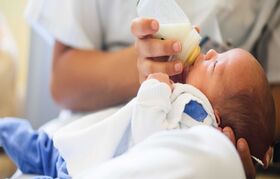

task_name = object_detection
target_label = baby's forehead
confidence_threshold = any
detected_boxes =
[225,48,254,63]
[224,49,259,74]
[222,49,263,93]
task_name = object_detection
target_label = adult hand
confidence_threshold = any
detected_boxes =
[131,18,184,83]
[222,127,273,179]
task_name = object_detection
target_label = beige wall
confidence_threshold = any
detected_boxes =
[0,0,30,115]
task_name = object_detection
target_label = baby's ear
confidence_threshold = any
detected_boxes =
[214,109,221,126]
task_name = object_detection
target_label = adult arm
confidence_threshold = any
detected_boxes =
[51,41,140,112]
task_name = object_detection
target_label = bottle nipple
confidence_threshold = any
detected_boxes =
[185,45,201,65]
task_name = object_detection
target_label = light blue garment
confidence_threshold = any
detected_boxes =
[0,118,69,178]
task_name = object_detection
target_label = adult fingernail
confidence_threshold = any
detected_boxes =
[151,20,158,30]
[173,42,181,52]
[223,130,230,138]
[266,154,270,165]
[174,63,182,73]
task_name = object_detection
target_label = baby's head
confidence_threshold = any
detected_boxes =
[185,48,275,161]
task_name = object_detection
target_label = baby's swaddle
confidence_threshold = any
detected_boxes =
[131,80,217,144]
[53,79,217,177]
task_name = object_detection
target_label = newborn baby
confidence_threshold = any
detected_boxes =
[184,48,275,162]
[0,49,275,178]
[53,48,275,176]
[133,48,275,164]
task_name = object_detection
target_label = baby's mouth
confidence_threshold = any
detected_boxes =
[183,53,203,82]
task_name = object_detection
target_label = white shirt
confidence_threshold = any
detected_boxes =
[77,125,246,179]
[26,0,279,82]
[26,0,137,51]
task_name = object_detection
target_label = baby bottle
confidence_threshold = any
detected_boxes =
[137,0,201,66]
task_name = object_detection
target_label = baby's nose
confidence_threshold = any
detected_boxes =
[205,49,218,61]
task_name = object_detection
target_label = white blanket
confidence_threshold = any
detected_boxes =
[53,79,218,177]
[53,99,136,176]
[76,126,245,179]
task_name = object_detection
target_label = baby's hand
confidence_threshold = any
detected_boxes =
[147,73,174,90]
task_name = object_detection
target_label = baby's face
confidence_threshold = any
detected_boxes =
[185,48,262,104]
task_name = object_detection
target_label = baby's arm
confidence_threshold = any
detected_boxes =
[132,73,173,144]
[0,118,63,177]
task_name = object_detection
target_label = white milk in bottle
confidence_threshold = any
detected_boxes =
[137,0,201,65]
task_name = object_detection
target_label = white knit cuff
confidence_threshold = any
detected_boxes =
[137,79,172,106]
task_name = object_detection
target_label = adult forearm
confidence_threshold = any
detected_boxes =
[51,43,139,112]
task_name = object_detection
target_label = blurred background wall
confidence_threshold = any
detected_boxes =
[0,1,29,177]
[0,0,29,110]
[0,3,60,177]
[0,0,60,128]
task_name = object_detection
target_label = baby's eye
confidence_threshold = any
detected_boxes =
[213,60,218,70]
